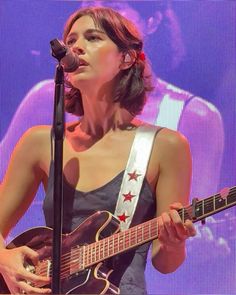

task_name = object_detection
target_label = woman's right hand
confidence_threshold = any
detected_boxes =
[0,246,51,294]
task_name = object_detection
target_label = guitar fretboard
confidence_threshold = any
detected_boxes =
[178,186,236,223]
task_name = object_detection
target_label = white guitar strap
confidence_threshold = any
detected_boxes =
[114,125,162,231]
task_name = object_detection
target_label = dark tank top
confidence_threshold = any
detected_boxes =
[43,130,158,294]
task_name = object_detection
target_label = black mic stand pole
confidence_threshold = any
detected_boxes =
[50,39,67,294]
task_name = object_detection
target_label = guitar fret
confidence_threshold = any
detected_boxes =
[86,244,89,266]
[93,243,97,263]
[99,240,103,260]
[130,227,135,247]
[113,235,115,254]
[108,239,110,256]
[118,235,121,251]
[108,238,113,256]
[78,246,84,271]
[92,243,95,264]
[119,232,125,251]
[91,244,94,264]
[85,247,87,267]
[94,243,97,263]
[150,219,157,239]
[106,238,109,257]
[98,240,100,261]
[88,244,91,266]
[215,195,226,209]
[96,242,99,262]
[128,228,131,248]
[123,232,126,249]
[213,195,216,211]
[149,221,151,239]
[148,221,152,238]
[89,244,92,264]
[116,234,120,252]
[205,197,213,214]
[228,188,236,204]
[143,223,149,240]
[137,226,141,243]
[116,233,119,252]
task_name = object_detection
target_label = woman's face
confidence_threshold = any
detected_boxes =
[66,15,123,89]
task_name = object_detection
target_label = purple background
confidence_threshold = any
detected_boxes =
[1,1,236,294]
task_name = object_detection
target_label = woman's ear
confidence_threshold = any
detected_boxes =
[146,11,163,35]
[120,52,136,70]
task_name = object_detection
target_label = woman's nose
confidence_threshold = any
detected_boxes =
[72,40,85,55]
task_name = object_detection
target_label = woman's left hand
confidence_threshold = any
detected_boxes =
[158,202,196,250]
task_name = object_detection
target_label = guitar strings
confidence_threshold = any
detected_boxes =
[36,220,158,279]
[35,220,159,281]
[34,186,236,284]
[179,187,236,221]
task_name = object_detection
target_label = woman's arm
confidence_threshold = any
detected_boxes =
[151,129,195,273]
[0,127,47,237]
[0,126,51,294]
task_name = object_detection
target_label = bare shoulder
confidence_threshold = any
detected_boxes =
[136,121,190,157]
[147,126,191,180]
[19,125,51,146]
[13,125,52,162]
[153,128,190,158]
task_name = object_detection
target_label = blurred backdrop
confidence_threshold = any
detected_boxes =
[0,1,236,294]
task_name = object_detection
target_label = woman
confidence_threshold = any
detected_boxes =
[0,7,195,294]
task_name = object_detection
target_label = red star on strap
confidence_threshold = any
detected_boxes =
[123,191,136,202]
[127,170,141,181]
[118,212,129,223]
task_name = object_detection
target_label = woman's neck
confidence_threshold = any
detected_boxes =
[78,86,134,137]
[80,102,133,137]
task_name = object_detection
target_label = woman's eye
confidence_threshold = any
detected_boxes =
[67,38,76,46]
[87,35,101,41]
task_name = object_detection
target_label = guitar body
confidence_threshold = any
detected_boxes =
[0,211,120,294]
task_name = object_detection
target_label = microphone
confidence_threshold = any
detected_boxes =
[50,38,80,72]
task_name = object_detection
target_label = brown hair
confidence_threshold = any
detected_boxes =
[63,6,153,116]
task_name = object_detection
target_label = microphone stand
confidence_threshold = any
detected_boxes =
[50,39,67,294]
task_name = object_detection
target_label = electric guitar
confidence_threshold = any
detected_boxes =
[0,186,235,294]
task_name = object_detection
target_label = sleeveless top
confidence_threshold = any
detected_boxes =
[43,127,161,295]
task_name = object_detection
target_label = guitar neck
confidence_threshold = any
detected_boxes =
[83,216,159,269]
[180,186,236,223]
